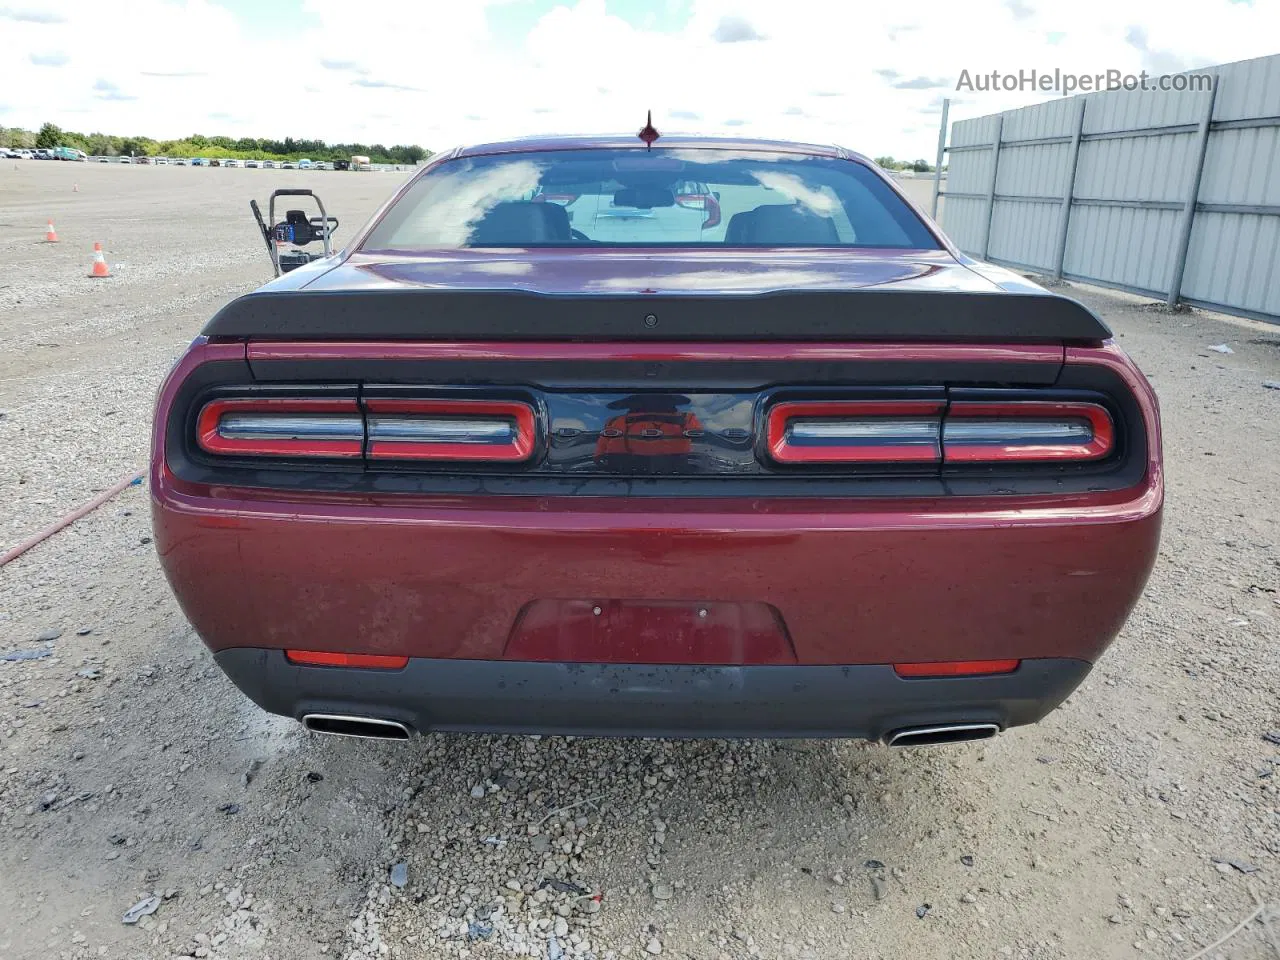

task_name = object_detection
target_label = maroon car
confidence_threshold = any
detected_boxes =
[151,134,1162,745]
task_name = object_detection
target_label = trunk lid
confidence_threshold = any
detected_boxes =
[206,251,1110,343]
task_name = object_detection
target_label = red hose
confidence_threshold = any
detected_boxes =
[0,469,145,569]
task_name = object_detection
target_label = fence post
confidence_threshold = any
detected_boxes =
[931,98,950,220]
[1053,97,1087,280]
[1166,75,1219,307]
[980,114,1004,260]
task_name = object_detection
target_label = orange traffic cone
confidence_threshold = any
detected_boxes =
[89,242,110,278]
[45,220,58,242]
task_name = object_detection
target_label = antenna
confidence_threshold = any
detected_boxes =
[638,110,660,151]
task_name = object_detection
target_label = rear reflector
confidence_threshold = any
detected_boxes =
[285,649,409,669]
[894,659,1021,678]
[943,401,1113,462]
[197,398,363,458]
[767,401,945,464]
[364,398,536,462]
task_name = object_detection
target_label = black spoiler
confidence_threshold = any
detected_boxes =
[202,289,1112,342]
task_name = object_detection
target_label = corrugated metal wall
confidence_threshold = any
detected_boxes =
[939,53,1280,324]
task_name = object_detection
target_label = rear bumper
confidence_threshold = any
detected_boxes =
[156,482,1161,666]
[215,648,1092,739]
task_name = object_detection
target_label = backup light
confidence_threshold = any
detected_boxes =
[942,401,1113,463]
[364,398,536,462]
[766,400,945,464]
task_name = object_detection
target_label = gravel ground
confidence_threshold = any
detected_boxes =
[1,160,1278,960]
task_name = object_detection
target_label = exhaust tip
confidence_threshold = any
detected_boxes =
[302,713,412,740]
[885,722,1000,748]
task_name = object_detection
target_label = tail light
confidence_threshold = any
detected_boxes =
[194,396,536,462]
[766,401,944,464]
[894,659,1021,678]
[193,391,1116,473]
[766,399,1114,466]
[675,193,722,229]
[943,401,1113,463]
[364,398,536,462]
[196,398,363,458]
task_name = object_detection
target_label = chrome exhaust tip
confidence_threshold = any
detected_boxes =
[884,722,1000,747]
[301,714,412,740]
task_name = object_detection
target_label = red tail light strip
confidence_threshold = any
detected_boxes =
[196,398,364,458]
[766,401,945,464]
[943,401,1113,463]
[285,649,409,669]
[364,398,537,462]
[894,659,1021,678]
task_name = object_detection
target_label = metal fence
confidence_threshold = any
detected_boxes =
[937,53,1280,324]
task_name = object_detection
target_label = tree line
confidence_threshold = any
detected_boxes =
[1,122,430,165]
[874,156,942,173]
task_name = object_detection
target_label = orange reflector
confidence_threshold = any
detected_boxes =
[285,650,409,670]
[893,659,1020,678]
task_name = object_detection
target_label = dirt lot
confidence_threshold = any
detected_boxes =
[0,160,1277,960]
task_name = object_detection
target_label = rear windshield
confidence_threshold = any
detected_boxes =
[361,148,940,251]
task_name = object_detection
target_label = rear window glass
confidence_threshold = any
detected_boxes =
[361,148,940,251]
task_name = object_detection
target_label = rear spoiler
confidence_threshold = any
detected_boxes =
[202,289,1112,342]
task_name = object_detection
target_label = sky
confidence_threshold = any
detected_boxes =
[1,0,1277,158]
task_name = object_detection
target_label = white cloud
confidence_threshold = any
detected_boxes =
[0,0,1277,158]
[0,6,67,23]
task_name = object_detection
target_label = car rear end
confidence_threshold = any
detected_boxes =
[151,139,1162,743]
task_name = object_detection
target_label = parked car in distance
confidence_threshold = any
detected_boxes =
[118,156,133,164]
[53,146,87,161]
[208,158,221,167]
[297,158,313,169]
[222,159,240,168]
[280,161,296,169]
[245,160,261,169]
[135,156,151,165]
[98,156,111,163]
[153,133,1163,745]
[261,160,275,169]
[190,157,207,167]
[173,157,188,166]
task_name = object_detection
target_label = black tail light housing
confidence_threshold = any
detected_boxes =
[166,358,1145,499]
